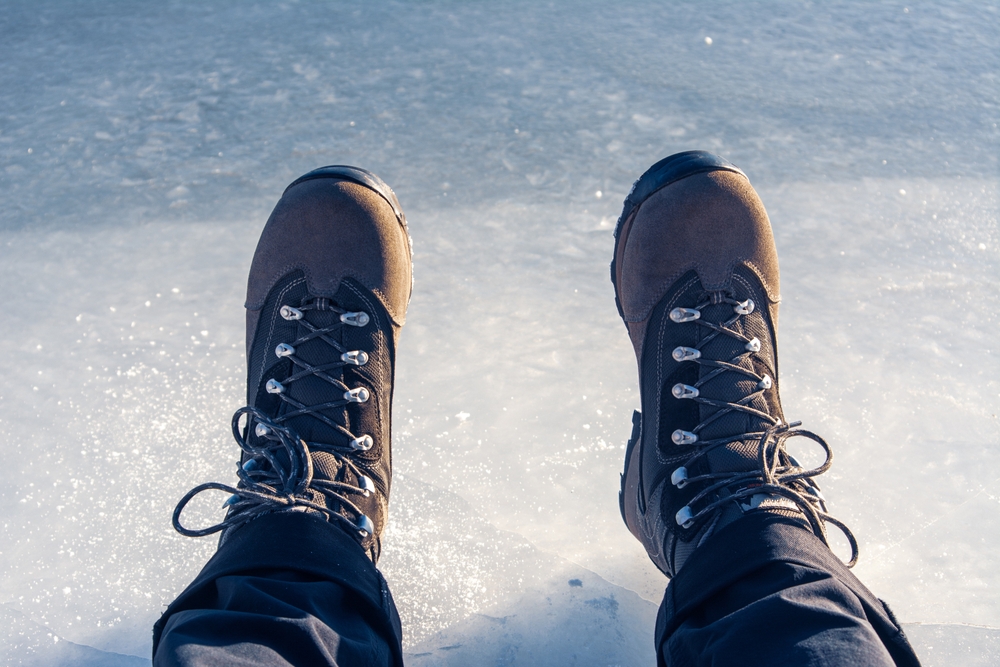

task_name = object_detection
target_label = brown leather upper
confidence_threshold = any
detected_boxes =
[615,170,781,365]
[245,179,412,354]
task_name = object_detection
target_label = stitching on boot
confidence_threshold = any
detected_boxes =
[249,262,406,326]
[624,259,778,323]
[741,259,780,303]
[252,276,306,393]
[652,275,700,468]
[344,281,388,469]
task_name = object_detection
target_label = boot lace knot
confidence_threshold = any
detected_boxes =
[172,299,377,542]
[665,291,859,567]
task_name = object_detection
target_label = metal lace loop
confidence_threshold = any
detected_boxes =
[679,423,858,567]
[172,298,376,541]
[669,291,860,568]
[172,408,373,538]
[267,301,371,442]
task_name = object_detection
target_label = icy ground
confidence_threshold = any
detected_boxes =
[1,1,997,665]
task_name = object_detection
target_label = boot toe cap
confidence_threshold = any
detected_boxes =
[618,169,781,324]
[246,175,412,328]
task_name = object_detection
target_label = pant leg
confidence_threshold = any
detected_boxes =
[656,513,922,667]
[153,511,403,667]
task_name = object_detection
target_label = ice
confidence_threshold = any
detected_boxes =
[1,1,997,665]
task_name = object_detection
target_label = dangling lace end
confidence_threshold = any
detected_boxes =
[819,512,860,569]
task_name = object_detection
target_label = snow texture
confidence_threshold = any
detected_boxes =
[1,1,997,665]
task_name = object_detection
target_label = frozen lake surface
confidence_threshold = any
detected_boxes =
[1,1,997,665]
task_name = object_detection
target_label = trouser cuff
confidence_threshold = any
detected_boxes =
[656,512,918,667]
[152,511,402,663]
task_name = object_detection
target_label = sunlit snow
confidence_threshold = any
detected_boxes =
[1,2,997,665]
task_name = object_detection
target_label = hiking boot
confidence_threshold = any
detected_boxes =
[173,166,412,563]
[611,151,855,578]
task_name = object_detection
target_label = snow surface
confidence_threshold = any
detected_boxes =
[1,1,997,665]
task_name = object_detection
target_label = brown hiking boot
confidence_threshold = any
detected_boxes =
[611,151,855,577]
[173,166,412,563]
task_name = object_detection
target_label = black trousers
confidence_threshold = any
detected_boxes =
[152,512,922,667]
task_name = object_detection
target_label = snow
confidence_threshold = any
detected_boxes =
[1,1,997,665]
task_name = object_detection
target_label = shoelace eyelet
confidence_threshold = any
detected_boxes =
[265,379,284,394]
[758,375,772,390]
[275,343,295,358]
[671,466,689,488]
[344,387,370,403]
[672,346,701,362]
[350,434,374,451]
[669,307,701,323]
[341,350,368,366]
[358,474,375,496]
[675,506,696,529]
[734,299,755,315]
[672,383,699,399]
[340,311,370,327]
[355,514,374,538]
[672,429,698,445]
[745,337,761,353]
[280,305,304,321]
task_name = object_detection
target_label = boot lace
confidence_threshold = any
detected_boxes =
[172,298,377,541]
[663,291,859,567]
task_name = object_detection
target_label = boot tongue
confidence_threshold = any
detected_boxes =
[696,301,771,468]
[306,450,345,507]
[279,307,351,444]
